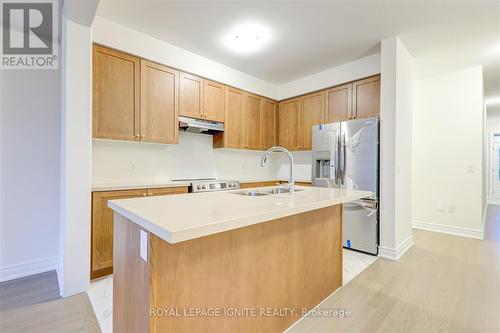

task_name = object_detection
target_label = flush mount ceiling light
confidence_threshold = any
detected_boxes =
[222,23,271,54]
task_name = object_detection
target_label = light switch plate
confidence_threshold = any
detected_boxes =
[140,229,148,262]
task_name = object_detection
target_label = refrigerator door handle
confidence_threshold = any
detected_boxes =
[340,133,346,185]
[343,198,378,217]
[335,132,341,185]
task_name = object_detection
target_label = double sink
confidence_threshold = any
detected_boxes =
[232,187,304,197]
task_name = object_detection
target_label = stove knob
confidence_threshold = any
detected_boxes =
[202,185,206,189]
[197,185,201,190]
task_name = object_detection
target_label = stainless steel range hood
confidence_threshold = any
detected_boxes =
[179,116,224,134]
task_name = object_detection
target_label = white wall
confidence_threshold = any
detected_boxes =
[58,16,92,297]
[485,106,500,199]
[90,17,381,186]
[92,133,280,184]
[274,151,312,182]
[413,66,484,239]
[378,37,414,260]
[92,16,278,100]
[277,53,381,100]
[394,39,414,249]
[0,68,61,281]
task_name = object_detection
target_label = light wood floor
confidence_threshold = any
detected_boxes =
[0,271,59,311]
[0,272,100,333]
[1,206,499,333]
[288,208,500,332]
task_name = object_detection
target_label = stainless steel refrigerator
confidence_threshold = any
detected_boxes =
[311,117,379,255]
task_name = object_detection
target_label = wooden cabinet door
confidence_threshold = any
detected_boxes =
[203,80,225,122]
[260,99,277,150]
[325,83,352,123]
[246,94,262,150]
[221,86,246,148]
[147,186,188,196]
[239,181,277,189]
[91,189,146,278]
[302,91,325,150]
[140,60,179,144]
[179,72,203,119]
[278,98,302,150]
[93,45,140,141]
[353,75,380,119]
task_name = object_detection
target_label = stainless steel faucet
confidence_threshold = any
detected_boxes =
[260,146,295,193]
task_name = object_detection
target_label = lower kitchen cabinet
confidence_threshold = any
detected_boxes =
[91,186,187,279]
[239,181,277,189]
[147,187,188,196]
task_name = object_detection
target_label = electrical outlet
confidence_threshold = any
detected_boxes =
[140,229,148,262]
[447,205,456,213]
[466,165,475,173]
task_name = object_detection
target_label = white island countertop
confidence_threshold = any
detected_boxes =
[108,186,371,244]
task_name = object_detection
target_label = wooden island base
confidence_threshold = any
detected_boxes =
[113,205,343,333]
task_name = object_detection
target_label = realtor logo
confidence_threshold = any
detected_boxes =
[1,0,58,69]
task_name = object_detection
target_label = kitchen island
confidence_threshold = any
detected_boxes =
[108,186,371,333]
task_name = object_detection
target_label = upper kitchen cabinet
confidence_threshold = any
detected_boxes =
[93,45,140,141]
[214,86,246,149]
[246,94,262,150]
[278,98,302,151]
[325,83,352,122]
[301,91,325,150]
[203,80,225,122]
[352,75,380,119]
[260,99,277,150]
[92,45,179,144]
[140,60,179,144]
[179,72,203,119]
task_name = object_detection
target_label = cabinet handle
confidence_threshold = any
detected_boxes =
[135,134,140,140]
[141,134,145,139]
[143,192,147,197]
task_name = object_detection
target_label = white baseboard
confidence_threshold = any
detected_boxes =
[378,235,414,261]
[413,220,484,240]
[0,256,58,282]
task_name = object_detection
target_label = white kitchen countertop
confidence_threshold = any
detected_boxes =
[91,178,312,192]
[108,186,371,244]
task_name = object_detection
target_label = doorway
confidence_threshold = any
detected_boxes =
[490,134,500,200]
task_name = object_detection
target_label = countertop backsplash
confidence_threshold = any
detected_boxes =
[92,132,283,185]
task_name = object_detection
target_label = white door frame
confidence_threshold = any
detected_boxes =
[489,132,500,203]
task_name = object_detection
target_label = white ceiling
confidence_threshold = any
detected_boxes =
[96,1,500,97]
